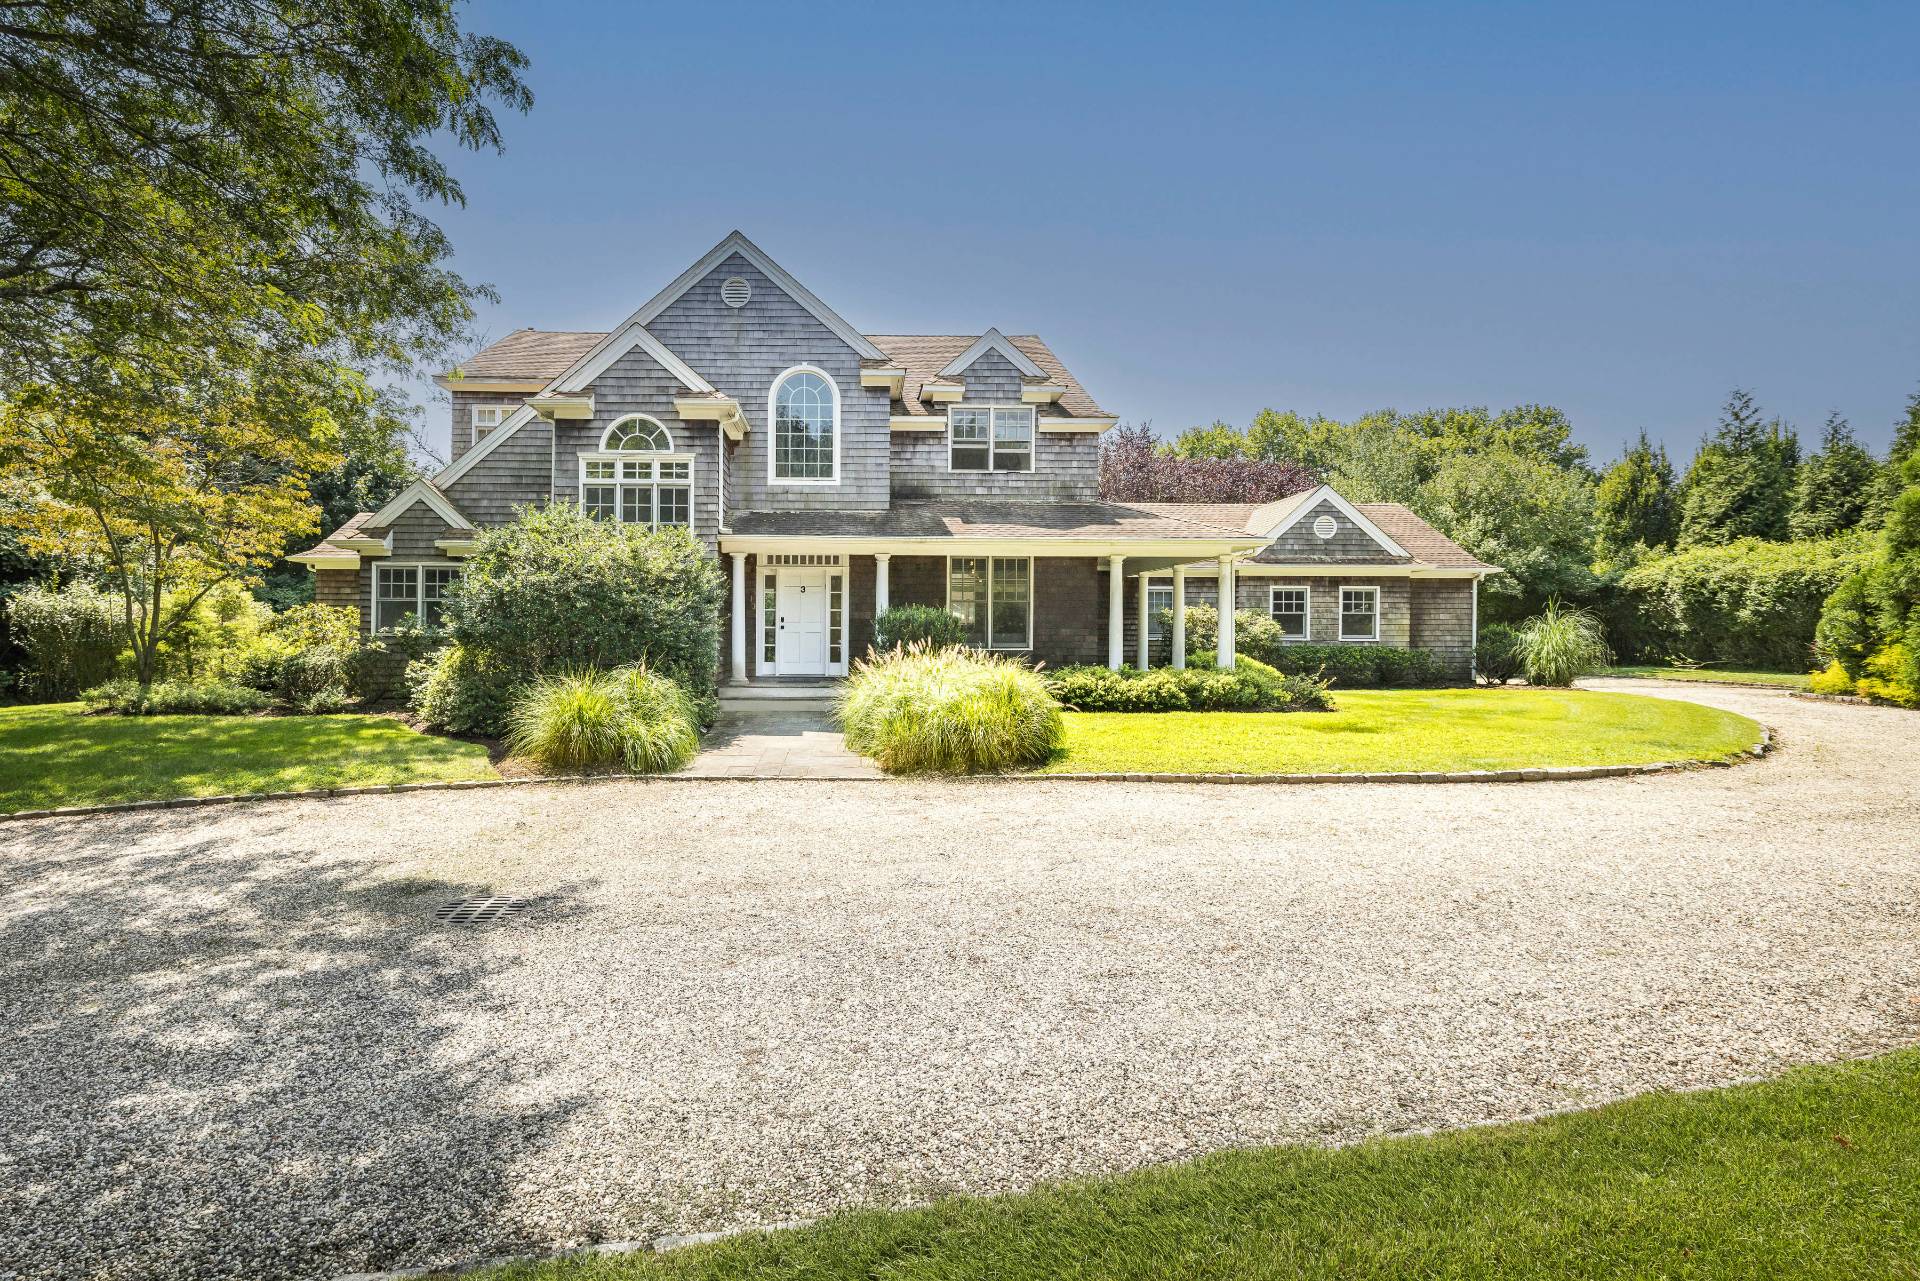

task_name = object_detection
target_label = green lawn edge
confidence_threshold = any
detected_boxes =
[1600,665,1813,690]
[477,1049,1920,1281]
[0,702,497,813]
[1038,688,1762,776]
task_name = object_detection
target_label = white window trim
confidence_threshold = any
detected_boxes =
[1269,585,1312,641]
[372,561,461,634]
[946,404,1036,474]
[470,405,508,442]
[945,555,1034,651]
[1338,584,1381,642]
[599,413,674,453]
[578,453,695,528]
[767,364,841,486]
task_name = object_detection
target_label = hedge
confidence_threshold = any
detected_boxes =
[1617,534,1874,670]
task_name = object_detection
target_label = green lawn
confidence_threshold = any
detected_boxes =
[0,702,497,813]
[478,1050,1920,1281]
[1602,664,1814,690]
[1040,688,1760,775]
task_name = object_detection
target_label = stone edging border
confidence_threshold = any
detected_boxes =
[0,728,1773,823]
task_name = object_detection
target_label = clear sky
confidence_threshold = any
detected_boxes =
[417,0,1920,463]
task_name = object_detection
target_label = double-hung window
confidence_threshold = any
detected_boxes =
[374,564,461,632]
[580,416,692,528]
[1339,586,1380,641]
[471,404,508,438]
[947,556,1033,649]
[948,406,1035,472]
[1270,587,1310,640]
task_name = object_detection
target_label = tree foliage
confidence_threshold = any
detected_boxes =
[1412,448,1598,622]
[1788,412,1880,540]
[1098,425,1315,503]
[0,0,530,385]
[1816,453,1920,704]
[1593,431,1678,564]
[1676,390,1801,546]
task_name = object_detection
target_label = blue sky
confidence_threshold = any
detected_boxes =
[419,0,1920,462]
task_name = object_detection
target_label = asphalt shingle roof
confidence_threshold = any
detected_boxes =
[730,501,1251,541]
[454,329,605,382]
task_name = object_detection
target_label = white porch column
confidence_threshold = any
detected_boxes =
[1171,565,1187,670]
[1106,555,1126,670]
[874,553,891,618]
[1137,572,1152,669]
[729,552,747,683]
[1216,555,1236,669]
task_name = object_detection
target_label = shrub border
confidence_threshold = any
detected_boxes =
[0,728,1772,823]
[1789,691,1917,710]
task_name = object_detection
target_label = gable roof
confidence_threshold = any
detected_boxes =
[1130,498,1496,570]
[452,330,603,383]
[937,327,1048,380]
[289,512,376,565]
[864,333,1108,418]
[368,479,474,532]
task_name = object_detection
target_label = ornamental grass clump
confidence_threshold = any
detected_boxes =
[504,665,701,773]
[1515,599,1612,687]
[838,643,1063,774]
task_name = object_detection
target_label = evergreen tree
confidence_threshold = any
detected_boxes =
[1789,412,1880,539]
[1865,387,1920,526]
[1593,431,1677,562]
[1677,390,1801,545]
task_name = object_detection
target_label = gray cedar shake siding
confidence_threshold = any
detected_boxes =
[294,237,1497,685]
[449,390,528,463]
[552,345,726,550]
[887,349,1101,502]
[643,252,891,514]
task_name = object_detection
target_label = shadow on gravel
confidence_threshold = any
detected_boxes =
[0,813,588,1281]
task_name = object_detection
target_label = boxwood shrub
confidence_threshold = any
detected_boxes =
[1154,602,1446,687]
[872,603,967,650]
[1045,659,1332,712]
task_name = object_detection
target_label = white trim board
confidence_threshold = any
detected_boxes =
[1259,485,1411,558]
[938,328,1047,380]
[368,480,475,532]
[617,230,887,363]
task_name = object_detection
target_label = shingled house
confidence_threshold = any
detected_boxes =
[292,232,1497,683]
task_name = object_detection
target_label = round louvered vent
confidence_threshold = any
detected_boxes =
[1313,515,1338,539]
[720,276,751,308]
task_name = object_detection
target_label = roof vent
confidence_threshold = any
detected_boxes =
[720,277,751,309]
[1313,515,1338,539]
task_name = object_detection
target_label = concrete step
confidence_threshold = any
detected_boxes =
[717,682,840,712]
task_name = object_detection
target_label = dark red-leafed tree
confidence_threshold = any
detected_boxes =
[1099,425,1316,503]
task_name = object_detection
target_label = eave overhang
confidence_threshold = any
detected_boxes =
[674,395,750,441]
[527,393,594,420]
[432,376,546,394]
[1020,384,1067,404]
[860,367,907,396]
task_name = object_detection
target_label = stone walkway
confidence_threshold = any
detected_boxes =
[679,705,882,778]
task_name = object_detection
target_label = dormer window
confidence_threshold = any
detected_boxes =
[580,415,692,528]
[949,406,1034,472]
[769,366,839,483]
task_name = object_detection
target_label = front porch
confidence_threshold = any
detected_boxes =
[716,546,1258,685]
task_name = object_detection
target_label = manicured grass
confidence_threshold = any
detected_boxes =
[1602,664,1814,690]
[480,1050,1920,1280]
[1038,688,1760,775]
[0,702,496,813]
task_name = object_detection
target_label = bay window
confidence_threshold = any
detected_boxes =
[949,406,1034,472]
[947,556,1033,649]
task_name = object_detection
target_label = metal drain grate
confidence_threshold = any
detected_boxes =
[436,896,530,925]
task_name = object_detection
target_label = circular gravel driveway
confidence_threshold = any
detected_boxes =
[2,682,1916,1281]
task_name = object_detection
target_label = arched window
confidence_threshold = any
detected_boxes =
[769,366,838,482]
[581,415,690,528]
[602,415,671,452]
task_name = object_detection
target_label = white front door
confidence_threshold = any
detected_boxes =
[774,568,829,675]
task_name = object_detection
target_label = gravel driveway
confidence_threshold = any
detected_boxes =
[3,682,1916,1280]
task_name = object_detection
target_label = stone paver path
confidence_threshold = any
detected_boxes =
[680,706,882,778]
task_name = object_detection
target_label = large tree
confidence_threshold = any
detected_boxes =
[1788,412,1880,539]
[1413,447,1598,622]
[1676,390,1800,546]
[1864,387,1920,527]
[1593,431,1678,564]
[0,0,529,389]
